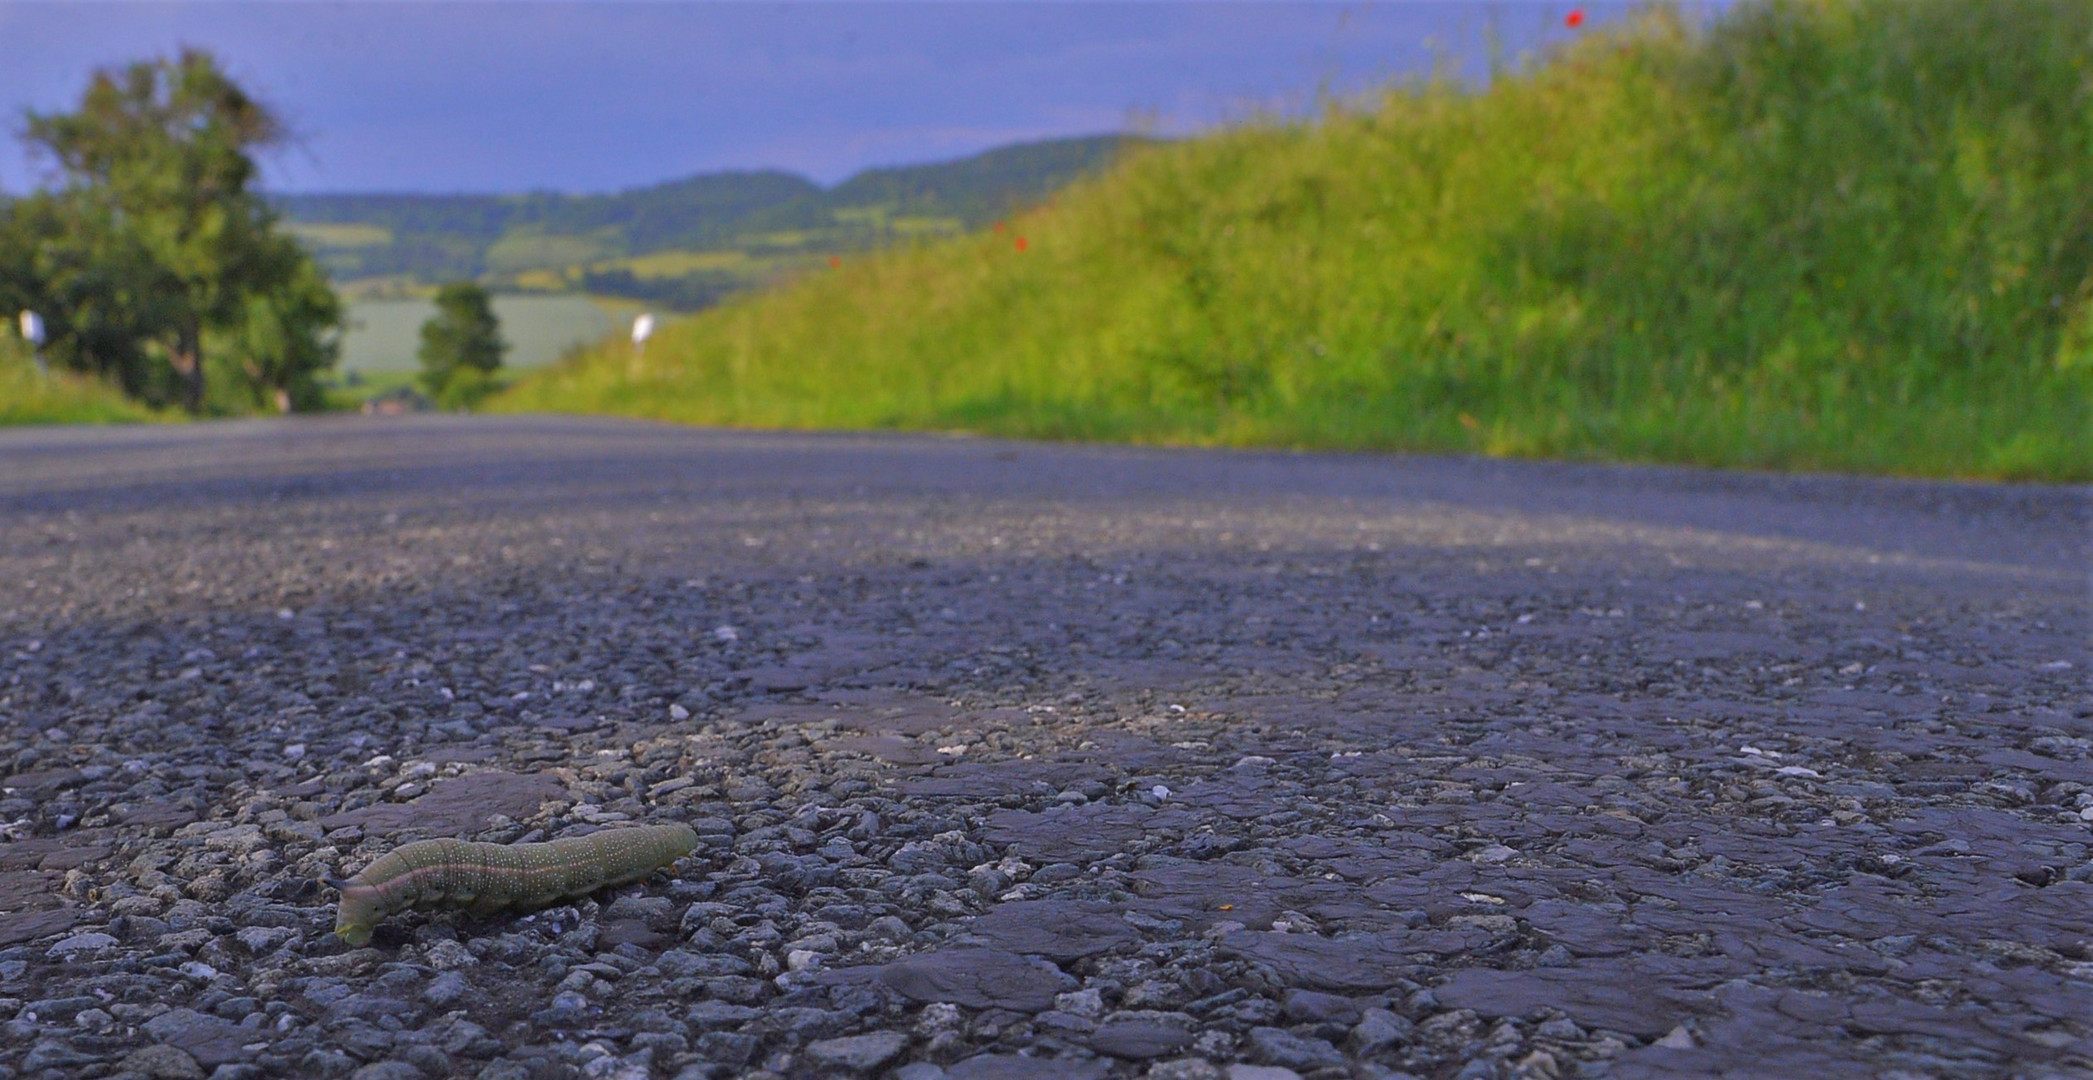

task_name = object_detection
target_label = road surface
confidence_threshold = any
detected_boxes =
[0,415,2086,1079]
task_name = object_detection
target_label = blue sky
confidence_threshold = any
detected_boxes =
[0,2,1654,195]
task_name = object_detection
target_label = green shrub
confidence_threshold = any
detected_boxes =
[434,367,505,410]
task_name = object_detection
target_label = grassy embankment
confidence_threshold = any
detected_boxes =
[496,0,2092,481]
[0,336,161,426]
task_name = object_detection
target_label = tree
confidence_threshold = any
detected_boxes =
[15,49,339,411]
[0,191,165,398]
[417,282,506,406]
[214,251,342,412]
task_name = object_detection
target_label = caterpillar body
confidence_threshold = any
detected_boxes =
[329,823,699,945]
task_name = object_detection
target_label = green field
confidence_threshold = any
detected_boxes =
[284,222,392,249]
[341,294,637,373]
[497,0,2092,481]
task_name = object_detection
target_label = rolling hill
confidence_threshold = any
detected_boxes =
[277,134,1142,307]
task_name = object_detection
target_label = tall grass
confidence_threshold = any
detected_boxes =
[0,337,161,426]
[496,0,2093,480]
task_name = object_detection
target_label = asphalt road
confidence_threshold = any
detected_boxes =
[0,415,2087,1080]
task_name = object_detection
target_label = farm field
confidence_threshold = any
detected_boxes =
[339,295,639,374]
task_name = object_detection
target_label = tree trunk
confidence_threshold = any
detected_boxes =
[168,320,206,413]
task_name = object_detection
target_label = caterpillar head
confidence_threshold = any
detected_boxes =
[324,875,380,946]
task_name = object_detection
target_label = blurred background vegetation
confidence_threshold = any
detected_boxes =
[0,50,343,417]
[5,0,2088,480]
[0,53,1132,419]
[496,0,2092,480]
[291,138,1141,391]
[0,331,160,425]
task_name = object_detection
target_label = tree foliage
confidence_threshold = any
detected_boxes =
[214,257,342,413]
[418,281,506,406]
[0,49,340,412]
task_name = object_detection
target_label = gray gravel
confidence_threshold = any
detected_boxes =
[0,414,2086,1080]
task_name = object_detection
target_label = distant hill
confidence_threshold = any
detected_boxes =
[739,136,1149,236]
[276,134,1144,305]
[275,171,820,282]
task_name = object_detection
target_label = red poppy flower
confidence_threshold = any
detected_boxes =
[992,221,1006,233]
[1014,237,1029,252]
[828,255,841,269]
[1565,9,1584,28]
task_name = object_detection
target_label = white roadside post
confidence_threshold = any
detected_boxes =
[18,311,47,377]
[629,312,656,379]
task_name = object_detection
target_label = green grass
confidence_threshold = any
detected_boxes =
[484,230,622,275]
[496,0,2091,481]
[0,338,163,426]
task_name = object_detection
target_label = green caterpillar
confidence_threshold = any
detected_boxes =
[328,823,699,945]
